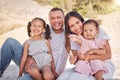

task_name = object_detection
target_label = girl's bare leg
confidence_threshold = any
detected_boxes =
[25,56,43,80]
[41,65,54,80]
[28,65,43,80]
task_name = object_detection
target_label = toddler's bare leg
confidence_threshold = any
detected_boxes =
[94,70,104,80]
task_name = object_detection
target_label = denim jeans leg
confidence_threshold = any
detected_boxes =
[18,73,33,80]
[0,38,33,79]
[0,38,23,73]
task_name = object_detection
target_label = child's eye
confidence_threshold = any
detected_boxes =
[90,30,92,32]
[33,25,36,27]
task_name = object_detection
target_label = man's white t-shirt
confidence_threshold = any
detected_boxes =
[50,27,68,75]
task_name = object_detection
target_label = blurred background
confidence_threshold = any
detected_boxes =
[0,0,120,79]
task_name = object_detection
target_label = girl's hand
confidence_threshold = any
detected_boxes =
[17,75,21,79]
[69,56,77,64]
[52,70,58,79]
[51,66,58,78]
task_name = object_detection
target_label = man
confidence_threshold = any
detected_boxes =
[0,7,68,80]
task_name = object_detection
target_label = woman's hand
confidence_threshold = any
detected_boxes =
[69,34,81,44]
[69,56,77,64]
[85,49,94,55]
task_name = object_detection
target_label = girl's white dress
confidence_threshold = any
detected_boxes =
[27,39,52,69]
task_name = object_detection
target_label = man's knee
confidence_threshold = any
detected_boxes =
[5,38,16,44]
[4,38,16,47]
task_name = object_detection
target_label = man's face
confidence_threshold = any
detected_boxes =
[49,10,64,33]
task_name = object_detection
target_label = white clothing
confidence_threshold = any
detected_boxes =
[57,27,115,80]
[97,27,110,40]
[50,27,68,75]
[27,39,52,69]
[57,60,115,80]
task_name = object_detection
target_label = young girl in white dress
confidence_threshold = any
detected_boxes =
[18,17,57,80]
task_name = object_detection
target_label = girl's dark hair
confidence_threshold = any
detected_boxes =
[27,21,31,37]
[83,19,99,30]
[65,11,84,35]
[27,17,51,40]
[65,11,84,53]
[44,24,51,40]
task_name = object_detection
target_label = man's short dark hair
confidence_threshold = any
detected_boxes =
[49,7,64,16]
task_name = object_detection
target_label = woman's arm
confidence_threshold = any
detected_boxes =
[69,50,77,64]
[85,44,106,56]
[91,48,106,55]
[87,40,111,60]
[69,50,84,64]
[18,42,29,77]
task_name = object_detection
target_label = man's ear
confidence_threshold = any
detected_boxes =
[96,29,99,34]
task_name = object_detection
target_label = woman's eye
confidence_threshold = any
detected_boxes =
[76,21,79,24]
[84,30,87,32]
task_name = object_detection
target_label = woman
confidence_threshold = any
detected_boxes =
[57,11,115,80]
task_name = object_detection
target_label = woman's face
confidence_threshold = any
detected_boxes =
[68,16,83,35]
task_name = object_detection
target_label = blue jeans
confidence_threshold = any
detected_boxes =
[18,73,33,80]
[0,38,33,79]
